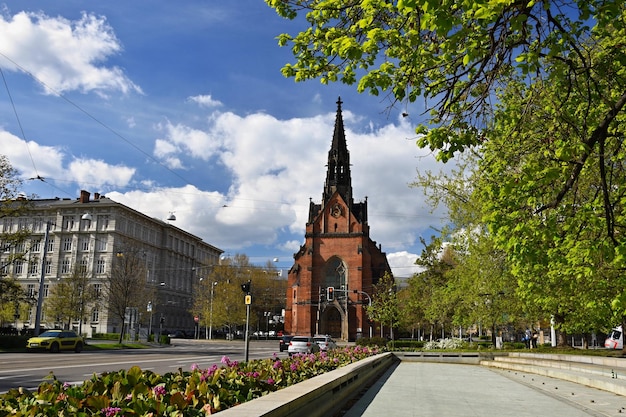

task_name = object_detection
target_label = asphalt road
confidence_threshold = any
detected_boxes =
[0,338,286,393]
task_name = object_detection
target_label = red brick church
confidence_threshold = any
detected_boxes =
[284,98,392,341]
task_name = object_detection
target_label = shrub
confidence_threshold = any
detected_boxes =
[423,338,466,350]
[0,346,379,416]
[356,336,387,347]
[391,340,425,349]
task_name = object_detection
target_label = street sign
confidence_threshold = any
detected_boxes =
[245,295,252,305]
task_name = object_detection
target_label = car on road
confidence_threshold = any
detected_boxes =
[279,335,293,352]
[26,330,84,353]
[287,335,320,356]
[168,330,190,339]
[314,335,337,351]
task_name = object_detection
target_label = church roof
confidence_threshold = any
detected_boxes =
[323,97,352,205]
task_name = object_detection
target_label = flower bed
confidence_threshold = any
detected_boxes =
[0,346,380,416]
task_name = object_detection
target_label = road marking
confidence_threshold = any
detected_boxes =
[0,356,216,375]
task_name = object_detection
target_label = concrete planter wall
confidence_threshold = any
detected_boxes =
[217,352,395,417]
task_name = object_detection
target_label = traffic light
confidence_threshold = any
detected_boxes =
[241,281,251,294]
[327,286,334,301]
[160,316,165,324]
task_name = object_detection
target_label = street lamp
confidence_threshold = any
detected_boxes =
[147,301,153,339]
[34,221,52,336]
[209,281,217,340]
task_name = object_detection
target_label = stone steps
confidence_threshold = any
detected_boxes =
[480,352,626,396]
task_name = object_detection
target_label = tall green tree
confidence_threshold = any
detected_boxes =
[267,0,626,347]
[106,248,154,343]
[191,254,287,338]
[45,267,99,335]
[367,272,398,341]
[0,155,32,325]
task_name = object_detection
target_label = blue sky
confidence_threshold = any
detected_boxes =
[0,1,449,277]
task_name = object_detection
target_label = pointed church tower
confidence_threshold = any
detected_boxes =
[285,98,392,341]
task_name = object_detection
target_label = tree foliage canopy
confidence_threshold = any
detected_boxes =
[267,1,626,340]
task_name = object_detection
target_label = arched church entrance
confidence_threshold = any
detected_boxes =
[320,307,341,338]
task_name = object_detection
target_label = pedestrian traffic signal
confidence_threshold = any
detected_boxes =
[327,286,334,301]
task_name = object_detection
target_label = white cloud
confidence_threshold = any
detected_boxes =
[187,94,222,108]
[67,159,135,188]
[0,11,141,95]
[131,108,449,259]
[0,130,136,190]
[2,107,448,272]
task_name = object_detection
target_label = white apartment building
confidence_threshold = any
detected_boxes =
[1,190,222,337]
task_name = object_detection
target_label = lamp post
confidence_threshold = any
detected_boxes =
[33,221,51,336]
[209,281,217,340]
[147,301,153,340]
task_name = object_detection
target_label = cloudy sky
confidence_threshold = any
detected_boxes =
[0,1,449,277]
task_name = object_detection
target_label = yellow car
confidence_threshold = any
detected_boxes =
[26,330,84,353]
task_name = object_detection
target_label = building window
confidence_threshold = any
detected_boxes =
[79,257,89,273]
[27,284,35,298]
[97,215,109,231]
[43,284,49,298]
[31,239,41,253]
[61,258,71,274]
[33,219,43,232]
[93,283,102,298]
[28,261,38,275]
[80,237,90,251]
[91,308,99,322]
[14,260,23,275]
[96,258,106,274]
[47,238,55,253]
[44,259,52,274]
[62,216,75,231]
[96,238,107,252]
[62,237,72,252]
[15,241,25,254]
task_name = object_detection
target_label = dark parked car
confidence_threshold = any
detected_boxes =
[168,330,190,338]
[279,335,293,352]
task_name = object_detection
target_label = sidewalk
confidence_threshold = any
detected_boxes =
[343,361,626,417]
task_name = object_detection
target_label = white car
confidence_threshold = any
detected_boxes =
[287,336,320,356]
[314,335,337,351]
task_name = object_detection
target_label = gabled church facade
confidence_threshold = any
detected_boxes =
[285,98,392,341]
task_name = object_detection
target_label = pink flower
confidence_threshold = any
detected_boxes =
[101,407,122,417]
[290,363,298,371]
[153,385,167,397]
[267,378,275,385]
[273,360,282,369]
[190,363,199,371]
[221,356,230,365]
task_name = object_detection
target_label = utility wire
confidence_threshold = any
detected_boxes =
[0,65,40,178]
[0,51,194,189]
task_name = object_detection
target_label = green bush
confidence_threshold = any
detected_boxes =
[356,336,387,347]
[0,335,28,349]
[391,340,425,349]
[92,333,119,340]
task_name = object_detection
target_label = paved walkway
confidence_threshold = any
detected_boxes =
[343,361,626,417]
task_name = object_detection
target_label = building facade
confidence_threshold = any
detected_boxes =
[1,190,222,337]
[285,99,392,341]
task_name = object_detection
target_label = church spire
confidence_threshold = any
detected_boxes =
[323,97,352,204]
